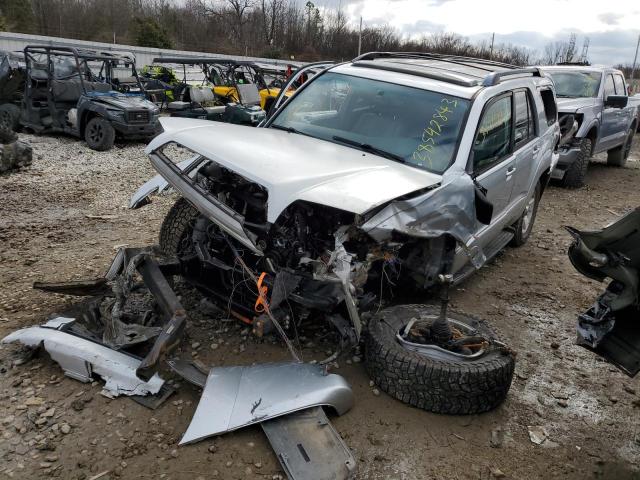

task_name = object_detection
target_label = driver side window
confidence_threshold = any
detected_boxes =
[473,95,512,172]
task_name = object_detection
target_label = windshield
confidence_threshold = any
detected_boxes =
[269,72,470,174]
[545,71,601,98]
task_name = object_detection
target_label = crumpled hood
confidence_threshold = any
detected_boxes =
[556,97,596,113]
[91,93,156,110]
[147,118,442,223]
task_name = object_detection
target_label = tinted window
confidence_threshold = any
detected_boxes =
[514,90,535,147]
[540,88,557,126]
[473,95,512,171]
[613,75,626,95]
[603,74,616,98]
[271,72,471,174]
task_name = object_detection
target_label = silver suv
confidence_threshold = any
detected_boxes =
[132,52,560,415]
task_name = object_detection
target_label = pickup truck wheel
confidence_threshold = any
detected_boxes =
[510,182,541,247]
[607,127,635,167]
[159,198,199,256]
[561,138,591,188]
[84,117,115,151]
[0,104,20,131]
[365,304,515,414]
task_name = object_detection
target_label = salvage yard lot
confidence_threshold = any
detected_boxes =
[1,133,639,480]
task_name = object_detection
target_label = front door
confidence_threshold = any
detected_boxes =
[600,73,619,151]
[471,93,517,248]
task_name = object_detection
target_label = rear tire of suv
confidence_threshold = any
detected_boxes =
[510,182,541,247]
[0,104,20,131]
[84,117,115,151]
[607,126,635,167]
[365,304,515,414]
[561,138,591,189]
[159,198,199,256]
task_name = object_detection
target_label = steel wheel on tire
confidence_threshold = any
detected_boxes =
[365,304,515,414]
[88,122,104,144]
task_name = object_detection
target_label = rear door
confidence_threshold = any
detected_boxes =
[471,93,516,247]
[511,89,539,205]
[600,73,619,151]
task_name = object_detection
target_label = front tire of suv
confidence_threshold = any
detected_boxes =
[607,126,635,167]
[159,198,199,256]
[84,116,115,151]
[510,182,541,247]
[561,138,591,189]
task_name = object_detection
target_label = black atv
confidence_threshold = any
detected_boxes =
[0,46,160,151]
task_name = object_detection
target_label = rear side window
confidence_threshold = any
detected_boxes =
[514,90,535,148]
[603,74,616,98]
[613,75,626,95]
[539,88,556,126]
[473,95,512,171]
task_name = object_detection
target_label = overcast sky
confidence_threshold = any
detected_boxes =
[316,0,640,65]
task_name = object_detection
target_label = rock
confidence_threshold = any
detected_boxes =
[550,342,560,349]
[170,449,179,458]
[71,400,85,412]
[226,461,233,467]
[369,380,375,387]
[2,415,15,425]
[527,426,548,445]
[490,467,506,478]
[60,424,71,434]
[42,408,56,418]
[191,342,201,350]
[39,462,53,469]
[208,444,217,454]
[45,454,59,462]
[245,466,253,475]
[490,428,503,448]
[557,400,568,408]
[25,397,44,406]
[0,131,33,174]
[210,343,219,350]
[372,388,380,396]
[247,441,255,448]
[254,462,262,468]
[351,355,362,364]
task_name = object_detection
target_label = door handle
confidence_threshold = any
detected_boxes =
[506,165,516,177]
[533,145,540,153]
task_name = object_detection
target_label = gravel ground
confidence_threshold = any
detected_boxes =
[0,131,639,480]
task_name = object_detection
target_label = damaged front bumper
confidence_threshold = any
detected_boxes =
[551,142,582,180]
[2,317,165,396]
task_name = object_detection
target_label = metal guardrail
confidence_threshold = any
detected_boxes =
[0,31,302,68]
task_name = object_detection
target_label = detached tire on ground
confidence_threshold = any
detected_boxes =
[0,104,20,131]
[561,138,591,189]
[607,126,635,167]
[84,116,115,151]
[365,304,515,414]
[159,197,199,256]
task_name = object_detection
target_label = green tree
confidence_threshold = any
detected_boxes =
[132,16,173,49]
[2,0,35,33]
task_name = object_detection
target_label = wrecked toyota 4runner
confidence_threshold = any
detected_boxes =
[4,54,561,459]
[125,53,559,409]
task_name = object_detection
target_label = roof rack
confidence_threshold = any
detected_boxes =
[353,51,517,70]
[351,52,544,88]
[481,67,543,86]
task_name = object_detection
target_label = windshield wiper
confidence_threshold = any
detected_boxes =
[331,135,406,164]
[270,124,300,134]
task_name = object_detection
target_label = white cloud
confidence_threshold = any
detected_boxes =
[315,0,640,65]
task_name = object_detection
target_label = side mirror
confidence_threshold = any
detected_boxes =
[604,95,628,109]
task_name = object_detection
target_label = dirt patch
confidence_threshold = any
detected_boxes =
[1,133,639,479]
